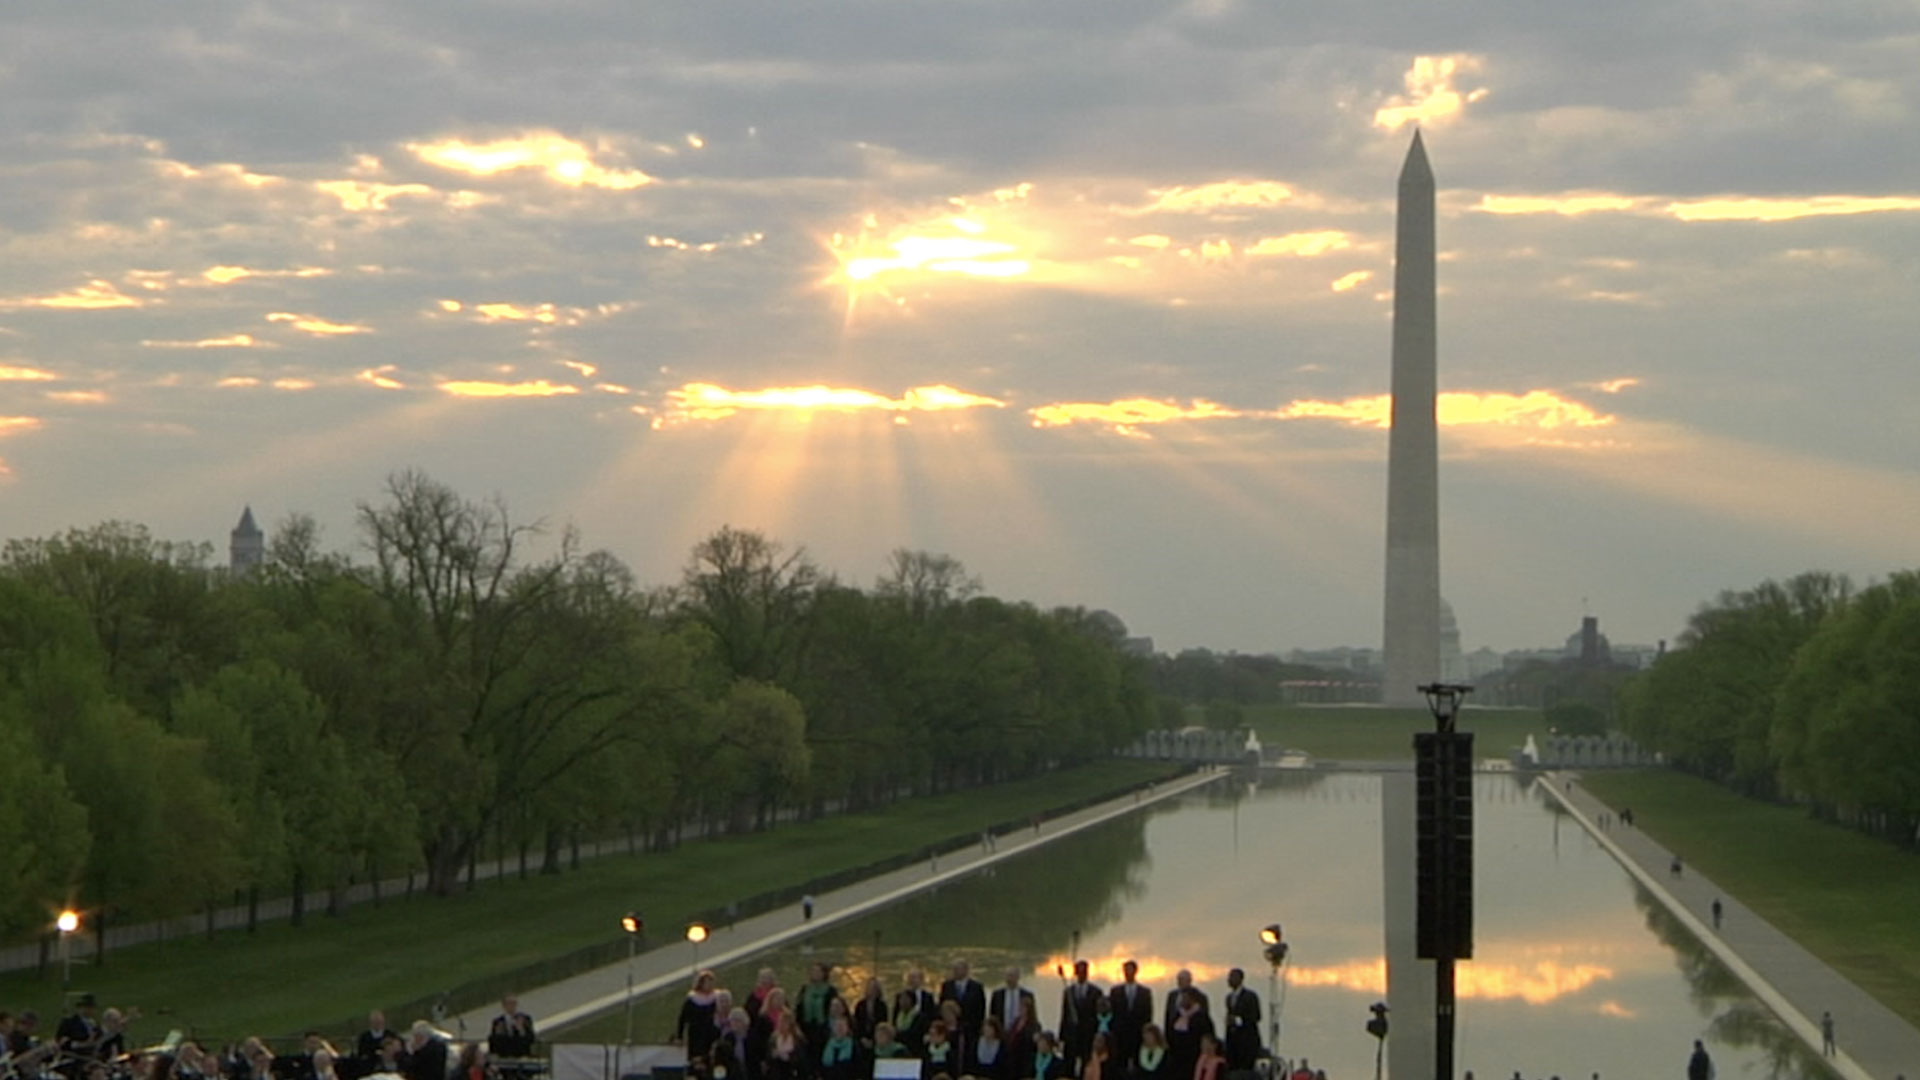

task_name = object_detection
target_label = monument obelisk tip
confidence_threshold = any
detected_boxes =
[1400,129,1433,185]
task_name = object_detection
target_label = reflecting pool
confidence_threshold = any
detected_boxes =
[559,771,1833,1079]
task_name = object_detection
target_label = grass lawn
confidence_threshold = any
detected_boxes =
[1241,703,1544,761]
[0,759,1177,1048]
[1581,770,1920,1027]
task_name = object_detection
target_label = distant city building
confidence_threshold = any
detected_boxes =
[1439,598,1465,682]
[1463,646,1504,681]
[1285,646,1381,674]
[1563,615,1611,666]
[229,506,264,576]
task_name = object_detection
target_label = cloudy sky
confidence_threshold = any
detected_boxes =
[4,1,1918,654]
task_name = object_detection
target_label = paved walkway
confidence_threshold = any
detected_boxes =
[449,768,1224,1043]
[1545,772,1920,1080]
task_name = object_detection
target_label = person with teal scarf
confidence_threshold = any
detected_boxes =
[819,1018,858,1080]
[1030,1031,1070,1080]
[799,963,842,1056]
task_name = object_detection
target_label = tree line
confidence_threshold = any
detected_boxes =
[0,471,1154,942]
[1620,569,1920,845]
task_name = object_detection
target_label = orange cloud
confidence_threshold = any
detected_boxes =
[1246,231,1352,257]
[1031,389,1618,437]
[1374,55,1490,131]
[202,265,332,285]
[0,417,42,436]
[438,379,580,398]
[266,313,369,336]
[141,334,266,349]
[1477,193,1641,216]
[1029,398,1249,437]
[3,279,145,310]
[45,390,107,404]
[315,179,440,212]
[1138,181,1293,214]
[410,133,652,189]
[0,365,57,381]
[474,302,563,324]
[657,382,1007,428]
[358,366,405,390]
[1665,194,1920,222]
[1330,270,1373,292]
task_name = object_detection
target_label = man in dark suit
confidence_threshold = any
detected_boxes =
[1057,961,1104,1073]
[1163,970,1210,1033]
[488,995,537,1060]
[938,961,986,1041]
[354,1011,397,1075]
[1220,969,1262,1071]
[1108,960,1153,1064]
[987,967,1035,1040]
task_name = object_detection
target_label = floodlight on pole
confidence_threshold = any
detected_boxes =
[620,912,643,1045]
[1258,923,1289,1063]
[56,910,80,987]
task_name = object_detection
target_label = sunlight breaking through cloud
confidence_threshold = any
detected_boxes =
[1138,181,1294,214]
[1246,231,1352,257]
[410,133,652,189]
[655,382,1007,428]
[0,366,57,381]
[1374,55,1490,131]
[141,334,266,349]
[1031,389,1618,437]
[3,279,145,310]
[266,313,369,336]
[439,379,580,398]
[1478,193,1642,216]
[1665,194,1920,221]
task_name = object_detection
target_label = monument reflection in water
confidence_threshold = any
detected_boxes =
[567,772,1831,1079]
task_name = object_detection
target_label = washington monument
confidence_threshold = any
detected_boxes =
[1381,131,1440,708]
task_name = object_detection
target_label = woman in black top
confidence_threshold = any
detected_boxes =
[852,979,889,1046]
[678,971,724,1062]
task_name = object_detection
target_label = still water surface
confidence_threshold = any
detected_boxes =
[561,772,1830,1079]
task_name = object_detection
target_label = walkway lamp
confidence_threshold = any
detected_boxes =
[686,923,709,975]
[621,912,643,1044]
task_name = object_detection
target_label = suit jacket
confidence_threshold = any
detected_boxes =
[1109,982,1153,1036]
[1057,981,1104,1053]
[488,1012,537,1057]
[1163,988,1210,1034]
[1220,986,1262,1068]
[938,978,985,1037]
[986,988,1034,1033]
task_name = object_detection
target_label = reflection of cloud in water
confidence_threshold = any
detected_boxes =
[1039,949,1618,1006]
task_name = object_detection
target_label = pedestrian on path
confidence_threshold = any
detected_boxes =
[1687,1038,1714,1080]
[1670,854,1683,878]
[802,895,815,921]
[1711,898,1722,930]
[1821,1011,1835,1056]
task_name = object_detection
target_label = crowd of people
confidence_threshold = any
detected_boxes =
[0,997,540,1080]
[670,959,1287,1080]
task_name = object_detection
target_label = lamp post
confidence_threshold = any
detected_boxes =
[1416,683,1473,1080]
[620,912,643,1045]
[56,910,79,987]
[1259,924,1288,1064]
[686,923,709,977]
[1365,1003,1389,1080]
